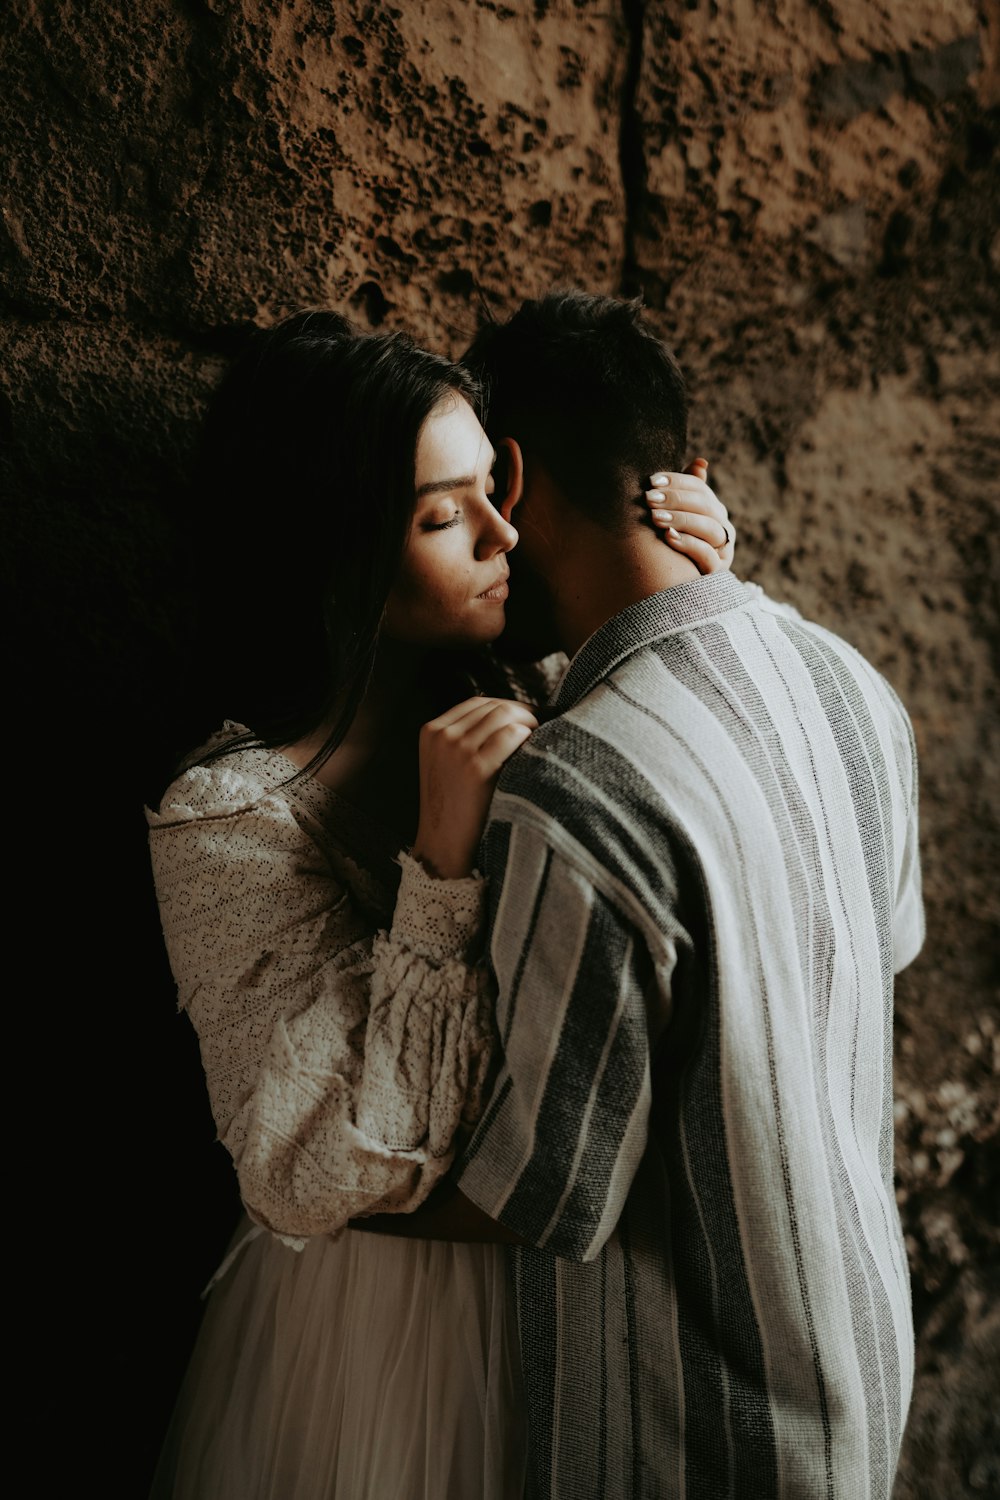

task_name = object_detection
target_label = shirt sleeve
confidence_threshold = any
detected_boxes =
[886,686,925,974]
[147,776,497,1246]
[457,817,670,1263]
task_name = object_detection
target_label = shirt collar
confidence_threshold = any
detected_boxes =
[552,572,754,712]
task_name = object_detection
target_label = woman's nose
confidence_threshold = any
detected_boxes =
[476,506,518,559]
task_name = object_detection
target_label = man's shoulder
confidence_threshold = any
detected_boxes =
[762,596,913,714]
[493,711,587,801]
[490,687,669,857]
[489,698,625,834]
[734,587,919,777]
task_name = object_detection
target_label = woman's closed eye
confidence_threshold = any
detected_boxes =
[424,510,462,531]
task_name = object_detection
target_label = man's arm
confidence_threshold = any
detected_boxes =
[351,795,675,1258]
[436,814,674,1259]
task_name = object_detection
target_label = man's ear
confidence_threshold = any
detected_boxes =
[495,437,524,524]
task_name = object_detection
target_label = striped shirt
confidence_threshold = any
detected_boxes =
[459,572,924,1500]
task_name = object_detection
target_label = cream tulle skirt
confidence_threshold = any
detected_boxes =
[149,1215,528,1500]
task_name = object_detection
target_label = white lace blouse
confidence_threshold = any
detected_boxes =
[146,722,498,1249]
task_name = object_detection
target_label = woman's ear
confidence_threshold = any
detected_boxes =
[495,437,524,524]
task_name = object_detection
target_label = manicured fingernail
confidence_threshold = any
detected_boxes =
[647,489,665,502]
[652,510,672,522]
[668,526,680,538]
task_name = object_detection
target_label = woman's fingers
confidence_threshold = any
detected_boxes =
[646,504,730,550]
[645,460,736,573]
[474,718,536,777]
[414,696,538,879]
[460,704,537,783]
[424,694,535,735]
[424,695,496,731]
[420,696,536,789]
[664,528,732,573]
[459,700,538,754]
[645,466,734,567]
[648,471,729,526]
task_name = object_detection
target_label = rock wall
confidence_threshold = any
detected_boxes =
[3,1,997,1492]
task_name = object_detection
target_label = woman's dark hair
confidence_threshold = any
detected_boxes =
[175,308,484,777]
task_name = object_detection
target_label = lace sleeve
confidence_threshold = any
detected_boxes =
[147,772,497,1246]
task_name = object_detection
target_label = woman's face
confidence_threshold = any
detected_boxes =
[383,395,517,649]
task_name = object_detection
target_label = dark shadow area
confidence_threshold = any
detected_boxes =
[8,419,242,1494]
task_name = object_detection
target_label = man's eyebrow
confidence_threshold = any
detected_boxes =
[414,448,497,500]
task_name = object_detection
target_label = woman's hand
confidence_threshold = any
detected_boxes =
[411,696,538,880]
[644,457,735,573]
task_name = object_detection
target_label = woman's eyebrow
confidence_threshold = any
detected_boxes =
[415,474,475,499]
[415,448,497,500]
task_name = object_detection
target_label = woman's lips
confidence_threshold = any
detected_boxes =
[477,579,510,601]
[477,570,510,601]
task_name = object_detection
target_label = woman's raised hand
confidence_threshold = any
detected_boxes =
[411,696,538,880]
[644,457,736,573]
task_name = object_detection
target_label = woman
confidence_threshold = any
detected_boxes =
[146,308,733,1499]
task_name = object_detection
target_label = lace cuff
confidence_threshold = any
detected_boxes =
[390,850,487,964]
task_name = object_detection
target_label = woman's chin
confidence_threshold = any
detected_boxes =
[391,606,508,654]
[452,605,508,649]
[475,608,508,646]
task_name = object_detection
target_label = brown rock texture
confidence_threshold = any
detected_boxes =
[3,1,996,1493]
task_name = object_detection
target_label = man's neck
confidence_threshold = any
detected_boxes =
[550,527,702,657]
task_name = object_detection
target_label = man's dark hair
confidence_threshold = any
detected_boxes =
[462,289,688,532]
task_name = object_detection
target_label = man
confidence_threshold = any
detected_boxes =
[370,289,924,1500]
